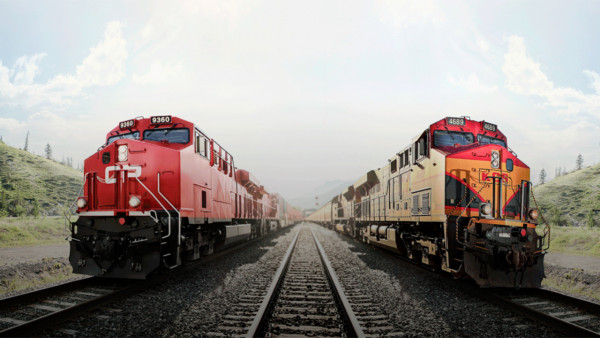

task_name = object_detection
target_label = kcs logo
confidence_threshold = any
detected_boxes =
[481,171,508,182]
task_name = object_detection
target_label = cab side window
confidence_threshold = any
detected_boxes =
[414,131,428,162]
[195,130,208,158]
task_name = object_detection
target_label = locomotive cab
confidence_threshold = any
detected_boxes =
[69,116,191,278]
[434,117,548,287]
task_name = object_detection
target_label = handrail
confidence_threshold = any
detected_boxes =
[134,176,172,240]
[157,172,181,246]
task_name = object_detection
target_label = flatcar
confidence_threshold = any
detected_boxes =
[307,117,549,288]
[67,115,302,278]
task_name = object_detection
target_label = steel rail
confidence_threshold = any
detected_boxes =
[325,223,600,337]
[478,289,600,337]
[245,223,302,338]
[532,288,600,314]
[311,227,365,338]
[1,226,294,337]
[0,280,142,337]
[0,277,96,310]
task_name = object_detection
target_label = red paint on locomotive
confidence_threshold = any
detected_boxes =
[68,116,302,278]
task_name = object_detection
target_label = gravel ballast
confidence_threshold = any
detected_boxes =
[311,224,559,337]
[46,225,300,337]
[42,223,563,336]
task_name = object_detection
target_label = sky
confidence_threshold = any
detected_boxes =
[1,0,599,199]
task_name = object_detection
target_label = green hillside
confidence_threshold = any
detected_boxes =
[0,141,82,216]
[533,163,600,228]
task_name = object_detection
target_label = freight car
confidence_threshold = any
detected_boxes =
[67,115,302,279]
[307,117,549,288]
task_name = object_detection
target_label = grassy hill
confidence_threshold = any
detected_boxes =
[533,163,600,228]
[0,141,82,216]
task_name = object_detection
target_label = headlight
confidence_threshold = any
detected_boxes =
[129,196,141,208]
[529,208,539,221]
[77,198,87,208]
[480,203,492,216]
[118,145,128,162]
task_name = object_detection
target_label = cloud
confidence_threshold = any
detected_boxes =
[374,0,445,28]
[503,35,600,115]
[447,73,498,93]
[11,53,47,85]
[75,21,128,87]
[0,21,127,108]
[0,117,27,131]
[583,69,600,94]
[476,37,490,53]
[132,60,183,85]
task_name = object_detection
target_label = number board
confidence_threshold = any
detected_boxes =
[119,119,135,129]
[446,117,465,126]
[150,115,172,124]
[483,122,497,132]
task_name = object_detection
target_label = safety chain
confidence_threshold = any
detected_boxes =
[530,185,551,250]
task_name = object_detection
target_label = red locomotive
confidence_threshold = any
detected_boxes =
[68,116,302,278]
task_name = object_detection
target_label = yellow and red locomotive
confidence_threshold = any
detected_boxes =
[307,117,549,288]
[68,116,302,278]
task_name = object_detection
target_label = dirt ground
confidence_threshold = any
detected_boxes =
[542,252,600,302]
[0,243,69,266]
[0,243,78,297]
[545,252,600,274]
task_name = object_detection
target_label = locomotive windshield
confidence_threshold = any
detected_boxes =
[107,131,140,145]
[477,134,506,148]
[143,128,190,144]
[433,130,475,147]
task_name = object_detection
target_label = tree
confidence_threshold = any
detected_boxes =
[587,209,596,228]
[8,198,26,217]
[31,199,41,218]
[24,131,29,152]
[0,191,6,212]
[576,154,584,170]
[550,206,564,227]
[539,169,547,185]
[45,143,52,160]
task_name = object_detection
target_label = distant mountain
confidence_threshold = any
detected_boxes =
[0,141,82,216]
[289,179,354,210]
[533,163,600,227]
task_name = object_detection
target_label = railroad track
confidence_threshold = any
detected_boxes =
[351,227,600,336]
[211,223,398,337]
[250,224,361,337]
[0,228,284,337]
[480,288,600,336]
[0,277,139,336]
